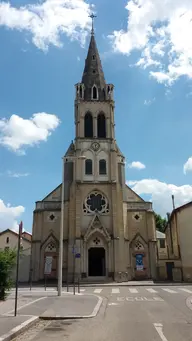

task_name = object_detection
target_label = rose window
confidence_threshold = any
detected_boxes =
[83,191,109,214]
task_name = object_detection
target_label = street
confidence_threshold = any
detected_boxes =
[10,285,192,341]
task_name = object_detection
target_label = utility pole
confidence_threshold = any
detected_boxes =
[14,221,23,316]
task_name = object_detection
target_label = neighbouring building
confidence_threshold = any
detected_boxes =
[0,229,31,282]
[156,230,167,259]
[164,201,192,282]
[31,23,157,283]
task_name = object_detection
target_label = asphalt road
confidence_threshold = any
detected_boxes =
[12,285,192,341]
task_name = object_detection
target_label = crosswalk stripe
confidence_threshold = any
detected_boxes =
[179,288,192,293]
[146,288,158,293]
[129,288,138,293]
[112,288,120,294]
[80,289,85,292]
[162,288,177,293]
[94,289,102,294]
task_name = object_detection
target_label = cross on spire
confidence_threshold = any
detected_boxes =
[89,13,97,35]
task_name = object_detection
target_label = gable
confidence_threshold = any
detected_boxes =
[125,185,144,202]
[84,214,111,242]
[42,184,61,202]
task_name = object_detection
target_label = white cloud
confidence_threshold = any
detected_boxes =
[144,98,155,106]
[183,157,192,174]
[0,112,60,154]
[0,199,25,232]
[0,0,92,51]
[128,161,146,170]
[127,179,192,216]
[110,0,192,85]
[7,171,29,178]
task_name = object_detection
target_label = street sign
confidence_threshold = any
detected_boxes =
[75,253,81,258]
[44,256,53,275]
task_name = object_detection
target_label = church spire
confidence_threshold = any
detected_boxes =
[81,14,106,101]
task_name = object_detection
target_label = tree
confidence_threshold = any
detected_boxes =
[0,249,17,301]
[154,213,167,233]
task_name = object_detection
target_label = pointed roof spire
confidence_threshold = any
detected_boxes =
[81,13,106,101]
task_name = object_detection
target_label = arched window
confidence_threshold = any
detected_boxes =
[79,86,83,99]
[85,159,93,175]
[97,113,106,138]
[84,112,93,138]
[99,159,107,175]
[92,85,98,100]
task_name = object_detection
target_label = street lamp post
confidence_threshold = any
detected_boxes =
[58,155,86,296]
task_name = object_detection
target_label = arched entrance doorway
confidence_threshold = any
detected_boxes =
[88,247,106,277]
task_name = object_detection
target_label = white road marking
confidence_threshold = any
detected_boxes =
[129,288,138,293]
[154,323,168,341]
[112,288,120,294]
[3,296,46,315]
[116,296,164,302]
[179,288,192,294]
[80,289,85,292]
[108,303,119,306]
[94,289,102,294]
[146,288,157,293]
[162,288,177,293]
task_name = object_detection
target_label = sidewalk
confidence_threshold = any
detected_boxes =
[17,280,192,288]
[0,293,103,341]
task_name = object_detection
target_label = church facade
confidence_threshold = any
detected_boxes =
[31,28,157,283]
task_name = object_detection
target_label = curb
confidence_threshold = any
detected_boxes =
[0,316,39,341]
[39,295,103,321]
[186,296,192,311]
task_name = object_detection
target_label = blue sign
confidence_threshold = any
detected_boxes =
[136,254,144,271]
[75,253,81,258]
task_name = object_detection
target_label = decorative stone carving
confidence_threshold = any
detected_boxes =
[84,214,111,243]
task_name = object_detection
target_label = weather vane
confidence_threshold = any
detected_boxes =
[89,13,97,35]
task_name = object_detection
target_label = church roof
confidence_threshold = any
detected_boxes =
[65,141,75,157]
[81,30,106,100]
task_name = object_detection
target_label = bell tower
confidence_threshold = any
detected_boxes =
[74,14,122,186]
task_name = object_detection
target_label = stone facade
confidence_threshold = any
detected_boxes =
[31,29,157,283]
[164,201,192,282]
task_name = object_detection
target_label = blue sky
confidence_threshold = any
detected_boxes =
[0,0,192,232]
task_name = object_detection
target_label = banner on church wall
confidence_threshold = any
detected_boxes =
[136,254,144,271]
[44,256,53,275]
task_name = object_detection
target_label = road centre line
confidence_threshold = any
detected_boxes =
[154,323,168,341]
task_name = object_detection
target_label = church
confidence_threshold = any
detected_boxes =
[31,22,157,283]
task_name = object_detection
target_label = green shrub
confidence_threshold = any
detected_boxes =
[0,249,17,301]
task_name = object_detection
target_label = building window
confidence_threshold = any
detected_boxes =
[85,159,93,175]
[97,113,106,138]
[92,55,96,60]
[45,242,56,253]
[92,85,98,100]
[134,241,144,251]
[6,237,9,244]
[83,191,109,214]
[99,159,107,175]
[159,239,165,248]
[79,86,83,98]
[84,112,93,138]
